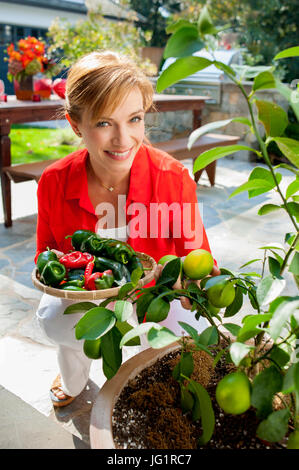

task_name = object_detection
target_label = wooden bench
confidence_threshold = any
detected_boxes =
[3,133,239,187]
[155,133,240,186]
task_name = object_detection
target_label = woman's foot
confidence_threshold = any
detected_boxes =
[50,374,75,407]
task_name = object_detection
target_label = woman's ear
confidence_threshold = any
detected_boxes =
[65,113,82,137]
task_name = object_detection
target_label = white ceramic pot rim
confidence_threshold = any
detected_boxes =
[89,342,180,449]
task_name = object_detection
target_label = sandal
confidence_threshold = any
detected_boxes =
[50,374,75,407]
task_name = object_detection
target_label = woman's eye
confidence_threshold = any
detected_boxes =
[131,116,143,123]
[96,121,109,127]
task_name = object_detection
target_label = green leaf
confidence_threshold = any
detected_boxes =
[257,409,290,442]
[166,19,195,35]
[198,326,218,346]
[269,296,299,341]
[63,301,97,315]
[252,71,276,92]
[179,351,194,379]
[255,99,288,137]
[146,296,170,322]
[274,47,299,60]
[237,313,272,342]
[229,178,274,200]
[268,256,282,277]
[251,366,283,418]
[224,286,243,318]
[270,345,290,368]
[156,56,212,93]
[156,257,181,287]
[274,79,299,122]
[130,267,143,287]
[163,25,203,59]
[282,363,299,394]
[239,258,261,269]
[193,145,255,174]
[180,386,195,413]
[188,117,251,150]
[197,5,218,36]
[289,252,299,275]
[147,326,180,349]
[258,204,282,215]
[75,307,116,340]
[272,137,299,168]
[286,201,299,220]
[119,322,159,348]
[229,342,254,366]
[118,282,134,299]
[222,323,241,337]
[286,180,299,200]
[256,275,286,307]
[178,321,212,355]
[188,379,215,445]
[204,274,231,289]
[248,166,280,198]
[115,320,140,346]
[101,326,122,380]
[113,300,134,322]
[136,292,155,322]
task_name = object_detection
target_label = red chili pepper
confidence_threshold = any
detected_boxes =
[86,272,103,290]
[59,251,92,269]
[84,258,96,289]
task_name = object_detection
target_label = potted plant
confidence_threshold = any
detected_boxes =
[6,36,63,100]
[64,6,299,450]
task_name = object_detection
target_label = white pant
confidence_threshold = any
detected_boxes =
[36,294,208,397]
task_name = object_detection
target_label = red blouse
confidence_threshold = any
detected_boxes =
[35,143,214,264]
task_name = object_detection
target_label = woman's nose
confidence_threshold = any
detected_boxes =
[111,125,131,147]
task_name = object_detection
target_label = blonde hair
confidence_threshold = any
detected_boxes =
[65,51,154,123]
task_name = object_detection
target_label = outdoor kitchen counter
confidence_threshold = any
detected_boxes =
[0,94,208,227]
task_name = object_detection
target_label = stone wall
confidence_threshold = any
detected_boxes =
[145,82,290,161]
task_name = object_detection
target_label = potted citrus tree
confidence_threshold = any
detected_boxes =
[64,6,299,449]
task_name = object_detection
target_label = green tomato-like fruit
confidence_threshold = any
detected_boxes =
[216,371,251,415]
[207,280,236,308]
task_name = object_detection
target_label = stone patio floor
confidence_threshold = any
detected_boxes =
[0,156,296,449]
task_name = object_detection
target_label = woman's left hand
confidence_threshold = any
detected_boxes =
[154,263,221,310]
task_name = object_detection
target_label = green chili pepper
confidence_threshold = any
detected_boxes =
[60,278,85,289]
[66,229,94,251]
[105,241,134,264]
[94,256,131,286]
[95,270,115,290]
[128,255,144,277]
[36,249,58,274]
[80,234,106,255]
[40,260,66,287]
[60,285,86,291]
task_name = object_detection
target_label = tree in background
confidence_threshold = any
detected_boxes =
[127,0,182,47]
[47,9,157,76]
[171,0,299,82]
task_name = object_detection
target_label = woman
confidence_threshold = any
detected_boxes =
[35,51,219,407]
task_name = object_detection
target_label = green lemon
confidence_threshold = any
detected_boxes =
[182,249,214,280]
[216,371,251,415]
[83,338,102,359]
[287,430,299,449]
[207,301,220,315]
[207,280,235,308]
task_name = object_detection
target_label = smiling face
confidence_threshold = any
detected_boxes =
[70,87,145,175]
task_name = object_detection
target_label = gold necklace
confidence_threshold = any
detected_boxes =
[99,180,115,192]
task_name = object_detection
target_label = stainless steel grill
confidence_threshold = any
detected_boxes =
[157,49,242,104]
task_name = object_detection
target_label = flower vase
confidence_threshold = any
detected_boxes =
[14,76,34,100]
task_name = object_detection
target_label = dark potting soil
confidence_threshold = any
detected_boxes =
[112,349,286,450]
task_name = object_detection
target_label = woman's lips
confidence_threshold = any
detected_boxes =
[104,148,132,161]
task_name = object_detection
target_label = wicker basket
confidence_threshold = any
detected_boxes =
[31,252,156,301]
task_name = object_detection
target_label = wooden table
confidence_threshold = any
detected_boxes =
[0,94,207,227]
